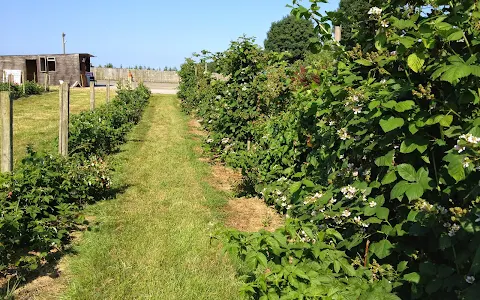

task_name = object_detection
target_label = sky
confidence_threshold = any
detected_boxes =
[0,0,340,69]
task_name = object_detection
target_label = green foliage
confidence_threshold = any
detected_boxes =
[179,0,480,298]
[69,84,151,156]
[336,0,373,47]
[0,85,150,280]
[264,15,316,61]
[0,81,43,100]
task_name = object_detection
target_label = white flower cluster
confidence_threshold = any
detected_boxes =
[345,95,364,115]
[381,20,390,28]
[445,223,461,237]
[221,137,230,144]
[304,192,323,205]
[299,230,316,243]
[466,275,475,284]
[341,185,357,199]
[435,204,448,215]
[460,133,480,144]
[353,215,370,228]
[368,7,383,16]
[418,200,434,212]
[337,128,351,140]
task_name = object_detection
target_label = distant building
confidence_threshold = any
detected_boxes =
[0,53,94,86]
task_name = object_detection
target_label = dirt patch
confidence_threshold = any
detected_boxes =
[188,119,207,137]
[10,258,68,300]
[224,198,283,232]
[210,164,243,193]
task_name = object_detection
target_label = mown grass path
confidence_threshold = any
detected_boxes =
[61,95,241,299]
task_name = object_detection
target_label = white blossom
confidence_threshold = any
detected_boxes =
[328,197,337,205]
[341,185,357,199]
[352,170,359,177]
[466,276,475,284]
[448,224,461,237]
[206,138,214,143]
[381,20,390,28]
[342,210,352,217]
[454,144,466,153]
[436,205,448,215]
[460,133,480,144]
[369,201,377,208]
[329,121,335,126]
[353,216,361,224]
[368,7,383,16]
[353,106,363,115]
[337,128,351,140]
[463,157,471,168]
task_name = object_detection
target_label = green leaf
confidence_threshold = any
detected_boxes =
[440,65,472,84]
[302,179,315,188]
[439,115,453,127]
[403,272,421,284]
[448,156,466,182]
[446,29,464,41]
[355,59,373,66]
[397,164,416,182]
[380,117,405,133]
[391,181,409,200]
[371,240,393,259]
[382,170,397,185]
[409,124,418,134]
[405,183,424,201]
[395,100,416,112]
[376,207,390,220]
[392,18,416,30]
[397,261,408,273]
[407,53,425,73]
[400,140,417,154]
[375,150,395,167]
[256,252,268,267]
[290,181,302,194]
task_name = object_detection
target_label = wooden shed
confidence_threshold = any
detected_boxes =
[0,53,94,86]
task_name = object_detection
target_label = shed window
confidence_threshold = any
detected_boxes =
[40,57,56,72]
[47,57,56,72]
[40,57,46,72]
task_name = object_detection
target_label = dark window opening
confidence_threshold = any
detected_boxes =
[47,57,56,72]
[40,57,46,72]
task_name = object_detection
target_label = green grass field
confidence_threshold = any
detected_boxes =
[0,88,114,167]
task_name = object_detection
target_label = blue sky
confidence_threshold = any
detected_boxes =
[0,0,339,68]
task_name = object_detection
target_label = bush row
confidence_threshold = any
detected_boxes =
[0,82,43,99]
[178,1,480,298]
[0,84,151,279]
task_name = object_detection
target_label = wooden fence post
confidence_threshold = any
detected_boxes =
[90,82,95,110]
[59,82,70,156]
[334,26,342,42]
[44,73,49,91]
[21,71,26,94]
[1,92,13,172]
[106,79,110,103]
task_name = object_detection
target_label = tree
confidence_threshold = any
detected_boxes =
[336,0,373,48]
[264,15,316,61]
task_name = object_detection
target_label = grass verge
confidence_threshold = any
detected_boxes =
[60,95,241,300]
[0,88,114,166]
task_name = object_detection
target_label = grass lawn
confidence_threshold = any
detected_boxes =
[60,95,241,299]
[0,87,114,167]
